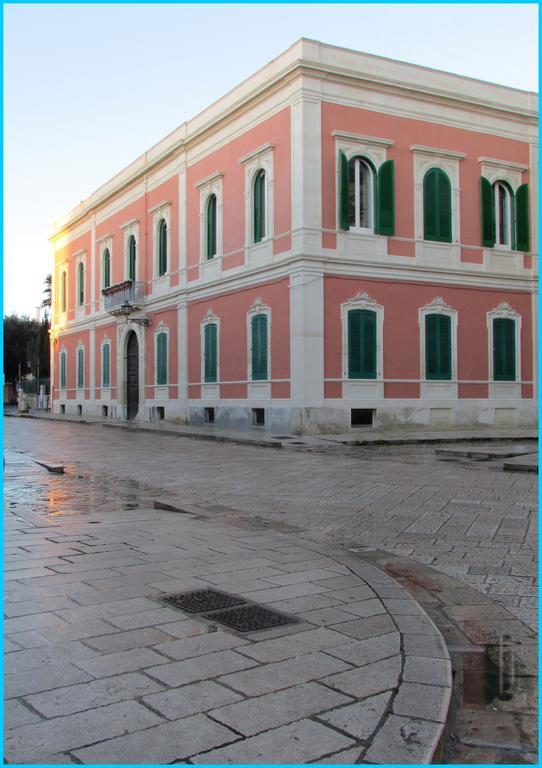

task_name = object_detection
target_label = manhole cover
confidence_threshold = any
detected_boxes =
[203,604,298,632]
[161,589,247,613]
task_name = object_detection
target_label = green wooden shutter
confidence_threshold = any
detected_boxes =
[157,333,167,385]
[78,263,84,305]
[61,272,66,312]
[515,184,529,252]
[77,348,84,389]
[339,150,349,230]
[251,315,268,380]
[129,236,136,281]
[426,314,452,380]
[424,169,451,243]
[493,318,516,381]
[376,160,395,235]
[207,196,216,259]
[204,324,217,383]
[158,220,167,275]
[254,171,266,243]
[60,352,66,389]
[102,344,110,388]
[480,176,495,247]
[104,250,110,288]
[348,310,377,379]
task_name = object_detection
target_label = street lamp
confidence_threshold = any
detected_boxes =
[120,301,151,327]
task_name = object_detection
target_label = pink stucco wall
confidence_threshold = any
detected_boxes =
[187,279,290,399]
[324,276,533,395]
[321,103,530,251]
[186,108,291,282]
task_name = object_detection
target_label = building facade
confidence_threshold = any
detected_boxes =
[50,39,538,433]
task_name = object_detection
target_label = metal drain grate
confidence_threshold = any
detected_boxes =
[161,589,247,613]
[203,604,298,632]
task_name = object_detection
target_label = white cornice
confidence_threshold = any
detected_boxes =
[194,172,224,189]
[148,200,172,215]
[410,145,466,159]
[96,233,113,245]
[120,217,139,230]
[331,131,394,147]
[478,156,529,171]
[239,143,275,165]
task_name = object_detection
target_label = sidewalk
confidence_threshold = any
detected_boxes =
[4,448,452,764]
[4,405,537,450]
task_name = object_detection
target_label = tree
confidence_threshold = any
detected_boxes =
[41,274,52,319]
[3,315,38,385]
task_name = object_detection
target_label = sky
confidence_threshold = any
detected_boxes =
[4,3,539,318]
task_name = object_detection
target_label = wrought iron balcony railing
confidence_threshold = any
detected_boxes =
[102,280,146,315]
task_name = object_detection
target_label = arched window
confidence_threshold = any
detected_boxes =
[253,169,266,243]
[425,314,452,380]
[128,235,136,281]
[77,263,84,306]
[348,156,375,230]
[204,323,218,383]
[158,220,167,276]
[494,182,513,248]
[347,309,377,379]
[493,317,516,381]
[77,347,84,389]
[60,271,67,313]
[206,195,217,259]
[103,249,111,289]
[423,168,452,243]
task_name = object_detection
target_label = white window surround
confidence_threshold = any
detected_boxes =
[100,338,111,391]
[201,309,220,400]
[150,203,171,282]
[195,172,224,278]
[487,301,522,399]
[411,145,465,246]
[74,249,86,307]
[479,157,526,256]
[154,323,169,389]
[340,292,384,401]
[494,182,513,251]
[121,219,139,280]
[59,348,67,391]
[418,296,458,400]
[76,343,85,398]
[98,236,113,295]
[58,262,68,319]
[240,144,274,260]
[247,297,271,400]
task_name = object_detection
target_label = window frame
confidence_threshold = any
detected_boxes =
[155,326,169,386]
[411,146,464,246]
[101,341,111,389]
[59,349,67,390]
[77,261,85,307]
[206,194,217,260]
[60,269,67,314]
[240,144,274,251]
[102,247,111,290]
[76,345,84,390]
[418,297,458,382]
[487,302,521,384]
[348,155,376,233]
[422,167,452,244]
[246,298,271,383]
[340,292,384,381]
[201,311,221,384]
[157,218,168,276]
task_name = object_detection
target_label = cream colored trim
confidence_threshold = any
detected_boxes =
[331,130,393,147]
[478,157,529,172]
[96,233,113,245]
[410,145,466,159]
[120,217,139,230]
[194,171,224,189]
[148,200,172,215]
[239,143,275,165]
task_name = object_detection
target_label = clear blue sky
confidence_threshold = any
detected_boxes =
[4,3,538,317]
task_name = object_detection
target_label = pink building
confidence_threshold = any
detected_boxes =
[50,39,538,432]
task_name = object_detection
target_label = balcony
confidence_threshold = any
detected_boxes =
[102,280,146,315]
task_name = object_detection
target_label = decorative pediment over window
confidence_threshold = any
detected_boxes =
[342,291,382,311]
[249,297,271,315]
[420,296,454,314]
[202,309,219,325]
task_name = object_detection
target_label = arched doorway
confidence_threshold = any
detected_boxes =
[126,330,139,420]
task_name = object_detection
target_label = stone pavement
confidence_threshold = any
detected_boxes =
[4,448,452,764]
[5,415,537,631]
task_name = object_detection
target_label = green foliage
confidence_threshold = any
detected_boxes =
[4,314,50,384]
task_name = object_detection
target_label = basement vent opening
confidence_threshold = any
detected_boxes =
[351,408,374,427]
[252,408,265,427]
[160,589,245,613]
[204,407,215,424]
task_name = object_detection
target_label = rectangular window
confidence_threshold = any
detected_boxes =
[493,318,516,381]
[348,310,377,379]
[77,348,84,389]
[425,315,452,380]
[204,324,218,383]
[251,314,268,380]
[60,352,66,389]
[157,333,167,385]
[102,343,110,388]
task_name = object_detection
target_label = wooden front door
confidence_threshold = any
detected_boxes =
[126,331,139,420]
